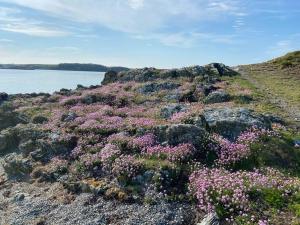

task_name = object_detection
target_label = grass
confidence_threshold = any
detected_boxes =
[271,51,300,68]
[221,76,285,116]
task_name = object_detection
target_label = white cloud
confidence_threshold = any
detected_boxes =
[0,0,243,34]
[0,23,69,37]
[0,6,70,37]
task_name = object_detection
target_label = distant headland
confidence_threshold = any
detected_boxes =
[0,63,129,73]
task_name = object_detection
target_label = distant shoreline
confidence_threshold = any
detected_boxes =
[0,63,129,73]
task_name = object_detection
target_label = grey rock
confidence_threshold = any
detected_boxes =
[101,64,238,84]
[160,104,187,119]
[138,82,180,94]
[165,124,209,149]
[205,63,238,77]
[0,124,45,156]
[61,112,78,122]
[204,91,230,104]
[203,107,271,140]
[13,193,25,202]
[3,153,32,179]
[198,213,219,225]
[0,104,28,131]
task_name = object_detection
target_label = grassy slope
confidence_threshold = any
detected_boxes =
[229,51,300,128]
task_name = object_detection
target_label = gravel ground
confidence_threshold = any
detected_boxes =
[0,180,198,225]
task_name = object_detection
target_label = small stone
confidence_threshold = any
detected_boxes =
[13,193,25,202]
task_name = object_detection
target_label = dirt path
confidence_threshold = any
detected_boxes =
[235,66,300,129]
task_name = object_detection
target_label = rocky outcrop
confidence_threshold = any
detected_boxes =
[0,104,28,131]
[202,107,271,140]
[205,63,238,76]
[204,91,230,104]
[3,153,33,180]
[166,124,209,149]
[160,104,187,119]
[0,92,8,105]
[0,124,45,156]
[102,64,238,85]
[101,70,118,85]
[154,124,209,150]
[138,82,180,94]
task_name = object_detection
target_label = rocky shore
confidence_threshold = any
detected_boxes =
[0,63,299,225]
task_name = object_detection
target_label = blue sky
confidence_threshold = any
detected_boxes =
[0,0,299,68]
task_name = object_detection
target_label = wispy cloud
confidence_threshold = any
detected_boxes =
[0,6,70,37]
[0,0,243,34]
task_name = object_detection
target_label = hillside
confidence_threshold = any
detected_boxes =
[0,59,300,225]
[0,63,129,73]
[234,51,300,128]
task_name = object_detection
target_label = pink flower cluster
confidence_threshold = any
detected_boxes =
[189,167,300,222]
[145,143,195,162]
[111,155,141,178]
[130,133,156,149]
[99,143,121,163]
[213,127,277,166]
[213,134,250,166]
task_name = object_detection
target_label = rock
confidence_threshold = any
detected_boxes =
[165,124,209,149]
[101,64,238,84]
[198,213,219,225]
[13,193,25,202]
[0,104,28,131]
[61,112,77,122]
[3,153,33,180]
[153,125,169,143]
[205,63,238,77]
[0,92,8,104]
[0,124,46,156]
[264,114,284,124]
[138,82,180,94]
[102,70,118,85]
[204,91,230,104]
[202,107,271,140]
[160,104,187,119]
[32,115,49,124]
[54,88,72,96]
[0,128,20,156]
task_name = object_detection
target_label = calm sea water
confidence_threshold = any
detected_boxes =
[0,69,105,94]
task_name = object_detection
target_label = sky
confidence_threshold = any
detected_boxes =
[0,0,299,68]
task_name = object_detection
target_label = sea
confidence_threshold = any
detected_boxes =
[0,69,105,94]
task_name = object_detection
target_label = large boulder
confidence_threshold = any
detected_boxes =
[204,91,230,104]
[154,124,210,150]
[205,63,238,77]
[202,107,271,140]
